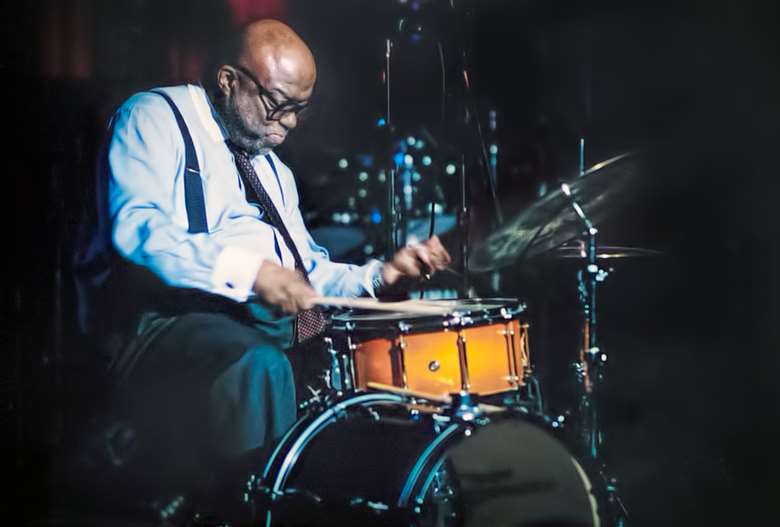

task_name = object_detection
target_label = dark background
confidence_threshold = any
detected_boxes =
[3,0,780,525]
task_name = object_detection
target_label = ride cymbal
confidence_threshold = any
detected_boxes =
[469,151,641,272]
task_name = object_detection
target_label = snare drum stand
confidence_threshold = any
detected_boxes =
[561,183,629,526]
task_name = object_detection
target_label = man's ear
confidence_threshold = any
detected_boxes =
[216,65,238,96]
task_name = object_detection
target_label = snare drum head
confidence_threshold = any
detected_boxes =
[331,298,525,332]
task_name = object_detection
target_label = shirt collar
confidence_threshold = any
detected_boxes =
[188,83,278,163]
[188,83,229,143]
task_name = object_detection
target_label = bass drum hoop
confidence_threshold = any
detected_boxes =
[261,392,467,513]
[262,392,407,496]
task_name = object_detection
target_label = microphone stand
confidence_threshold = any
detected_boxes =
[384,37,398,260]
[448,2,503,297]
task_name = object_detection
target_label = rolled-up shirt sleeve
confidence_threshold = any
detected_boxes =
[107,93,264,301]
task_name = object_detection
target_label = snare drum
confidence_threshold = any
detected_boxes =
[328,298,530,398]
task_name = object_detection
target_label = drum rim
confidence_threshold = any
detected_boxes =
[260,391,471,513]
[398,422,462,507]
[263,392,407,496]
[329,297,527,336]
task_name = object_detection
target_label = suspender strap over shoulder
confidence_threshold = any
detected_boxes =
[151,90,209,234]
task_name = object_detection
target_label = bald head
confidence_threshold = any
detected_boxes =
[236,20,316,95]
[210,20,316,155]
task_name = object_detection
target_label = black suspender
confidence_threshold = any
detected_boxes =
[151,90,209,234]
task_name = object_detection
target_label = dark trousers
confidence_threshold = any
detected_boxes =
[115,310,297,495]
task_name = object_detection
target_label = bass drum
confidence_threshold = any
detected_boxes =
[255,393,600,527]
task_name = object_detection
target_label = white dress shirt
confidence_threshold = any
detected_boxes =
[106,84,381,303]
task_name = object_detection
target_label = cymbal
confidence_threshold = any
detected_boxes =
[548,243,663,260]
[469,151,641,272]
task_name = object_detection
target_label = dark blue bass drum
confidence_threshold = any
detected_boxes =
[250,392,601,527]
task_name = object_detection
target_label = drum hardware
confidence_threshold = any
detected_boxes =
[395,332,410,388]
[323,336,353,395]
[597,469,630,526]
[556,176,609,458]
[501,326,519,385]
[450,391,483,423]
[455,331,470,391]
[559,169,632,526]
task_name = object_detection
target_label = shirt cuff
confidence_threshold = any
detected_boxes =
[362,259,385,298]
[211,246,266,302]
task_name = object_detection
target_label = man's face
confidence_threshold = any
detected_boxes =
[217,61,314,156]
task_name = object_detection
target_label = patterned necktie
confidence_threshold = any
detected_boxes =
[227,143,327,344]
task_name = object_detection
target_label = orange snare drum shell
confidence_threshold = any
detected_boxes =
[352,320,530,398]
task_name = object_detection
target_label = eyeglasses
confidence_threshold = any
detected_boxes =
[233,65,310,121]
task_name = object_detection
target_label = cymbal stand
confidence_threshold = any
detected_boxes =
[561,182,604,459]
[561,183,629,525]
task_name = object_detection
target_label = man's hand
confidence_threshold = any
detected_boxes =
[253,261,317,314]
[382,235,452,288]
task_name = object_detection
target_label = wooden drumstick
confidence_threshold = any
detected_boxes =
[312,296,451,315]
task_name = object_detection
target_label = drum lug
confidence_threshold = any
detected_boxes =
[396,334,410,389]
[325,337,354,394]
[456,332,470,391]
[501,326,521,386]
